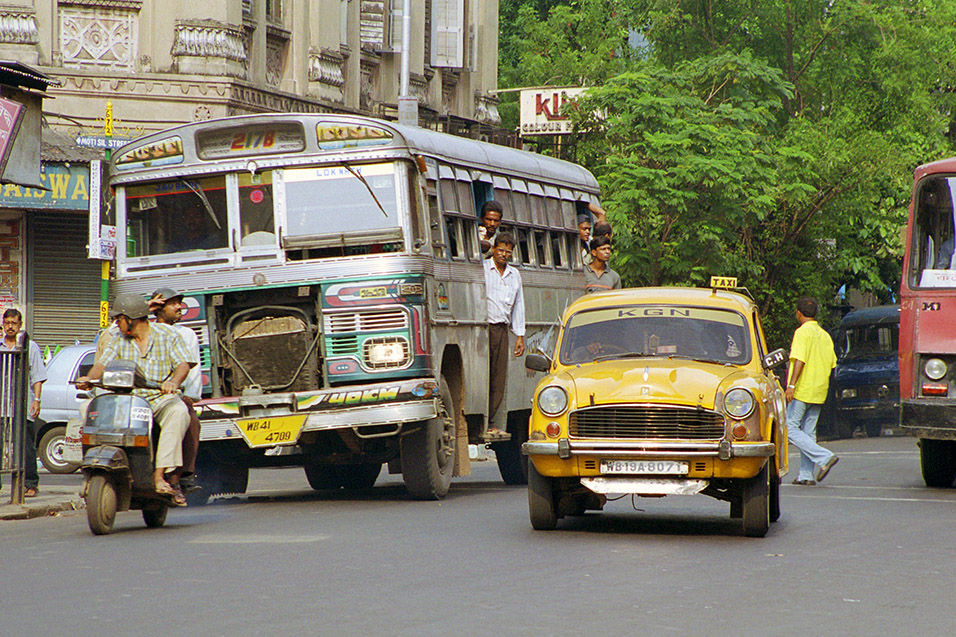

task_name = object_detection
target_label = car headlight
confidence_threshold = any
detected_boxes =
[840,388,857,399]
[723,388,755,419]
[925,358,947,381]
[537,386,569,416]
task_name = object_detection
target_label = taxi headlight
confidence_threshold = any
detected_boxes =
[723,388,755,419]
[537,386,569,416]
[925,358,947,381]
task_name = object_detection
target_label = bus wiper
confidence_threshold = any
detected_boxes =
[178,177,222,229]
[342,163,388,217]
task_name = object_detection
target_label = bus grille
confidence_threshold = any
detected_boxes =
[328,335,359,355]
[569,406,725,440]
[324,309,409,333]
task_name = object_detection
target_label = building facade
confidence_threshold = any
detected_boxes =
[0,0,502,349]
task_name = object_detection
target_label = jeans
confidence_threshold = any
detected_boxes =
[786,399,834,481]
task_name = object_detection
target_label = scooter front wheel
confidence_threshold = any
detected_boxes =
[86,474,118,535]
[142,504,168,528]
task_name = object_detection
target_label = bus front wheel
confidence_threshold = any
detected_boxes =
[401,377,456,500]
[920,438,956,488]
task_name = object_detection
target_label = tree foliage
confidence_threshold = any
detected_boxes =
[499,1,956,344]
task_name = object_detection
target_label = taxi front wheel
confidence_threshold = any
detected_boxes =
[528,463,558,530]
[740,463,770,538]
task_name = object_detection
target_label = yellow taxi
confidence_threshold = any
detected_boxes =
[522,280,789,537]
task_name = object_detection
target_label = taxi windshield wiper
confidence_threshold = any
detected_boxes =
[666,354,732,366]
[593,351,651,362]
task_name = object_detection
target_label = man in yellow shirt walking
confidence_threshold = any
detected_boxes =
[786,296,839,485]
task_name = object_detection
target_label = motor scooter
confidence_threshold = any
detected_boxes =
[80,359,182,535]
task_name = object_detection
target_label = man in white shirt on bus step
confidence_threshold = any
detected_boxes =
[484,231,525,437]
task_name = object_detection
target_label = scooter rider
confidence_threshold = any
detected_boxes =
[78,293,194,505]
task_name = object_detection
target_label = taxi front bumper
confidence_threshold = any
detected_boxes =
[522,439,775,461]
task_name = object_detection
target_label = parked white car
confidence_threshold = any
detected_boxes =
[37,344,95,473]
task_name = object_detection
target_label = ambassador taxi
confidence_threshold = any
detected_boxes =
[522,280,789,537]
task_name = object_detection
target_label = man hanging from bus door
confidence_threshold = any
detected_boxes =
[484,232,525,436]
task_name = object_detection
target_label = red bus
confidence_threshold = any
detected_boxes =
[900,158,956,487]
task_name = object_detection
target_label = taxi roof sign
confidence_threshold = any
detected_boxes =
[710,276,738,289]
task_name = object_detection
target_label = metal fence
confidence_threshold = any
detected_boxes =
[0,332,32,505]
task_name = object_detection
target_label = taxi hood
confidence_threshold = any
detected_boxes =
[563,358,748,409]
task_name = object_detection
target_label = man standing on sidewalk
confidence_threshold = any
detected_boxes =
[786,296,839,485]
[1,309,46,497]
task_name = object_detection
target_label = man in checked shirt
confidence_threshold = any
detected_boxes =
[483,232,525,436]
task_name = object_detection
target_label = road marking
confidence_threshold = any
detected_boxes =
[788,451,919,457]
[189,534,329,544]
[785,494,955,503]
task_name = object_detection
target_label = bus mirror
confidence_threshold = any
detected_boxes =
[415,155,428,174]
[525,353,552,373]
[763,348,787,370]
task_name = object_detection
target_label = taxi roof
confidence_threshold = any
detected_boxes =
[565,286,757,317]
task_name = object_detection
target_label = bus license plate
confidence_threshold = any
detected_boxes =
[236,414,307,448]
[600,460,689,475]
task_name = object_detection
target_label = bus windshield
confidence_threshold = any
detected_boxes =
[911,175,956,288]
[284,162,400,240]
[126,176,229,257]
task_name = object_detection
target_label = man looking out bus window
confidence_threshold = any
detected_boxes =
[478,200,503,258]
[484,232,525,436]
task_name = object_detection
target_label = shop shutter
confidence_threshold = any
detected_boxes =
[29,211,102,349]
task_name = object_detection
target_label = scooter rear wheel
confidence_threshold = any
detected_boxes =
[86,474,118,535]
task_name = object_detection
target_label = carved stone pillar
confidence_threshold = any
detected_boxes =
[308,48,346,104]
[171,20,248,79]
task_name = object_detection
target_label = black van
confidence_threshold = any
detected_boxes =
[820,305,900,439]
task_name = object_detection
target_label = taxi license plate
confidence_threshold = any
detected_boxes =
[600,460,689,475]
[236,414,307,448]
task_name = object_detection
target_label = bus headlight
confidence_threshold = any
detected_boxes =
[925,358,947,381]
[537,386,569,416]
[364,337,410,368]
[723,388,755,419]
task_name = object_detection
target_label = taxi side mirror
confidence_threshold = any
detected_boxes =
[525,353,552,373]
[763,348,787,370]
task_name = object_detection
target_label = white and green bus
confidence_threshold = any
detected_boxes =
[103,113,600,500]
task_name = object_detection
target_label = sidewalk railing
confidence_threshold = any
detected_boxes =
[0,332,31,505]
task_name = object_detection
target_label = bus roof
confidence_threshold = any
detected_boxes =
[108,113,600,194]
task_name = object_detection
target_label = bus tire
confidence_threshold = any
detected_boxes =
[493,411,529,486]
[401,377,456,500]
[920,438,956,488]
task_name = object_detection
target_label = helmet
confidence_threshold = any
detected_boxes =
[111,293,150,320]
[152,287,183,303]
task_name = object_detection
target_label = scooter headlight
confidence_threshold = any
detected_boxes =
[101,367,136,389]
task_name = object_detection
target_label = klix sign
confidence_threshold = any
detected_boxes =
[519,87,587,136]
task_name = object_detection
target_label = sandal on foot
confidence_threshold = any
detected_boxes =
[154,480,176,496]
[171,490,187,507]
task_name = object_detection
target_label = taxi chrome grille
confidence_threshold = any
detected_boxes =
[569,406,725,440]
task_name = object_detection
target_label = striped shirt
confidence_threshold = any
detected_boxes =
[584,263,622,294]
[100,322,191,407]
[484,258,526,336]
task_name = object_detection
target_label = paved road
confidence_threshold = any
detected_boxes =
[1,435,954,635]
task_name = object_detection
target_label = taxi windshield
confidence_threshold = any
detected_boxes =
[560,305,752,365]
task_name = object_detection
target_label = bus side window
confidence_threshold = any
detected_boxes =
[550,230,565,268]
[473,181,493,217]
[535,230,551,267]
[445,216,462,258]
[516,227,533,265]
[427,189,446,258]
